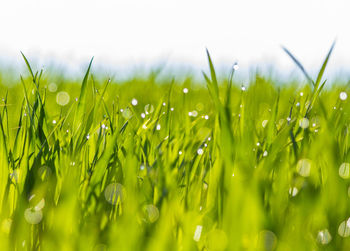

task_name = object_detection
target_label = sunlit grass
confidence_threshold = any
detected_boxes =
[0,46,350,250]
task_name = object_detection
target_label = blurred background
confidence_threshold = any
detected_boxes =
[0,0,349,81]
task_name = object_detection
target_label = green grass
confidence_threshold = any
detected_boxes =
[0,47,350,250]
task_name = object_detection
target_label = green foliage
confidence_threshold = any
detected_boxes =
[0,48,350,250]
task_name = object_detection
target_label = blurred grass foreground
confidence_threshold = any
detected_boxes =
[1,46,350,250]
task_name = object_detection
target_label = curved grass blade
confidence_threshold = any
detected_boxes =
[282,46,314,86]
[73,57,94,134]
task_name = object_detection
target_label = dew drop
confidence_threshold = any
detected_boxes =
[122,108,133,119]
[48,83,57,92]
[339,163,350,179]
[262,120,268,128]
[104,183,125,205]
[143,204,159,223]
[317,229,332,245]
[183,88,189,94]
[296,159,312,177]
[144,104,154,114]
[197,148,204,155]
[34,199,45,211]
[24,208,43,224]
[299,118,309,129]
[257,230,277,251]
[37,166,52,181]
[131,98,138,106]
[289,187,298,197]
[56,91,70,106]
[338,218,350,237]
[340,92,348,101]
[193,225,203,242]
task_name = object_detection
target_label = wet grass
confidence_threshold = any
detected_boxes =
[0,47,350,250]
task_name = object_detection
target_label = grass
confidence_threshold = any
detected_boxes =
[0,46,350,250]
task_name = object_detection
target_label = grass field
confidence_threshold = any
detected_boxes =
[1,46,350,251]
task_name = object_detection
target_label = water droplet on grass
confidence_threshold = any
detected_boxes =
[141,113,146,118]
[193,225,203,242]
[197,148,204,155]
[38,166,52,181]
[10,169,20,183]
[257,230,277,251]
[299,118,309,129]
[156,124,161,130]
[56,91,70,106]
[34,199,45,211]
[262,120,268,128]
[143,204,159,223]
[296,159,312,177]
[340,92,348,101]
[338,218,350,237]
[131,98,138,106]
[183,88,189,94]
[317,229,332,244]
[289,187,298,197]
[104,183,125,205]
[122,108,132,119]
[145,104,154,114]
[339,163,350,179]
[48,83,57,92]
[24,208,43,224]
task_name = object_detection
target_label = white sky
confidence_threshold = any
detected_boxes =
[0,0,349,78]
